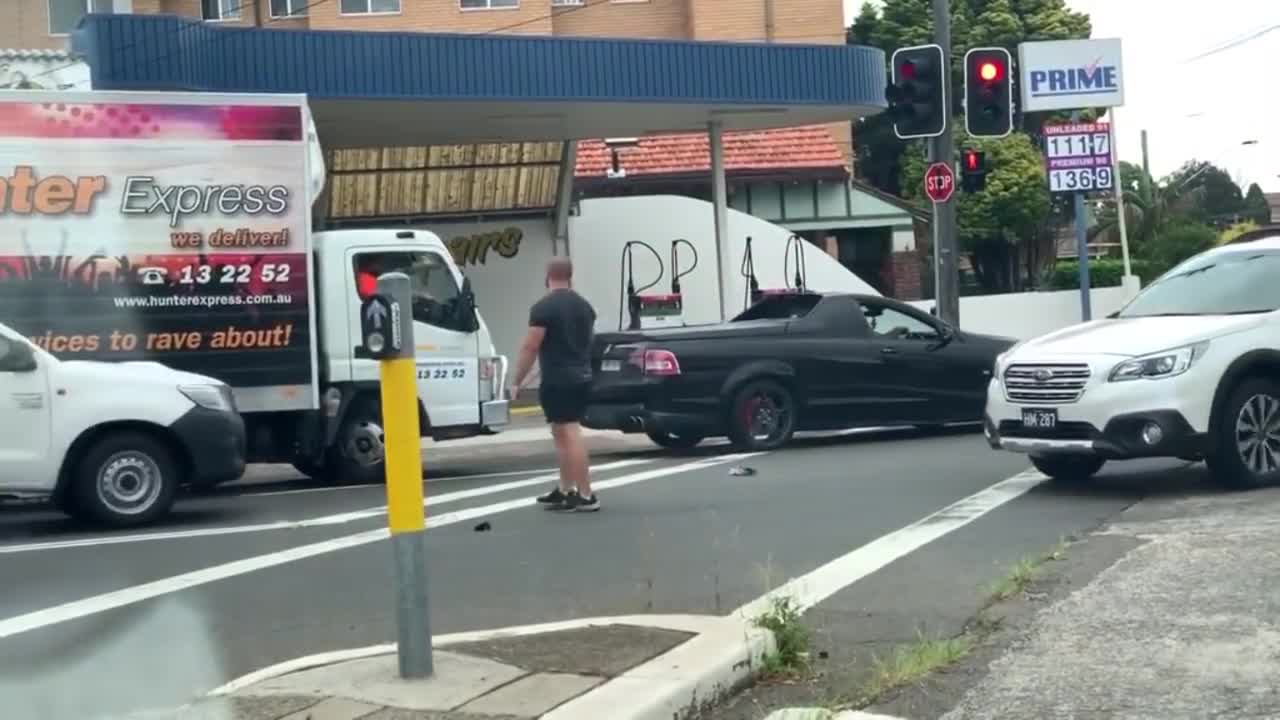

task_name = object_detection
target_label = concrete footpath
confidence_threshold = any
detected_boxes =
[106,616,771,720]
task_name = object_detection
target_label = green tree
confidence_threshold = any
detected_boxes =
[1243,183,1272,225]
[1163,160,1243,226]
[900,127,1051,290]
[1145,221,1216,277]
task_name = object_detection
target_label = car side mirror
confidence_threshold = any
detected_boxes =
[0,338,38,373]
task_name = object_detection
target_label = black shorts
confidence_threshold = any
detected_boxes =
[539,382,591,424]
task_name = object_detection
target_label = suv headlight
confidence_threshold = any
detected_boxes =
[1108,342,1208,382]
[180,384,236,412]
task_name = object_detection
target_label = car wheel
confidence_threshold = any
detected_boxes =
[727,378,797,452]
[1206,377,1280,490]
[1030,454,1105,483]
[71,431,179,528]
[324,395,388,485]
[645,430,705,450]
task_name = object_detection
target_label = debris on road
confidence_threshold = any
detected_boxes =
[729,466,757,476]
[474,521,492,532]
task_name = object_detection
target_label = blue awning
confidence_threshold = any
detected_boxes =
[72,14,887,147]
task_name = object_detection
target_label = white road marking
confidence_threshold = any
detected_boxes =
[233,465,562,497]
[0,458,654,555]
[732,469,1046,620]
[0,453,760,641]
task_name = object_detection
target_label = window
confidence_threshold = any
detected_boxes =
[860,301,939,340]
[340,0,401,13]
[353,252,469,332]
[460,0,519,9]
[48,0,117,36]
[1118,248,1280,318]
[550,0,582,5]
[202,0,240,21]
[270,0,309,17]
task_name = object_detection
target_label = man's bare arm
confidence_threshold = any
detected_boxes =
[513,325,546,393]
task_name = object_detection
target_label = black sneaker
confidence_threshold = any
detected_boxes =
[537,487,567,505]
[551,491,600,513]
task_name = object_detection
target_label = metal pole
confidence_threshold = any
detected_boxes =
[376,272,433,678]
[709,121,730,322]
[1070,112,1092,321]
[930,0,959,327]
[552,142,578,257]
[1109,112,1132,277]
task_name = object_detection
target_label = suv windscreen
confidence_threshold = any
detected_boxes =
[1118,248,1280,318]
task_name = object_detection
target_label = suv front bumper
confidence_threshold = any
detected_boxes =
[984,360,1214,460]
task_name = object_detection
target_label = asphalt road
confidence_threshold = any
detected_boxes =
[0,425,1165,720]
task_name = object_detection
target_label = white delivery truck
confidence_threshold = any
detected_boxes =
[0,90,510,490]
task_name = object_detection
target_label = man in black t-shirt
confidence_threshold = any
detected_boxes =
[512,257,600,512]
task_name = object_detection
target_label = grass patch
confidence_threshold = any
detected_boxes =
[855,630,975,702]
[983,539,1069,605]
[753,596,811,679]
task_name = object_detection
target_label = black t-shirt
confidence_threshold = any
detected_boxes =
[529,288,597,386]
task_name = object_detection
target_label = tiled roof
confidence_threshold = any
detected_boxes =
[575,126,848,180]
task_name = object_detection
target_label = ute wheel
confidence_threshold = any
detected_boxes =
[324,395,388,485]
[70,431,179,528]
[727,378,797,452]
[1206,377,1280,490]
[1030,454,1105,484]
[646,430,705,450]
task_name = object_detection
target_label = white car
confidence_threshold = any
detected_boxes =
[0,322,247,527]
[985,234,1280,489]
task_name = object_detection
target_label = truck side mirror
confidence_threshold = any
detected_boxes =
[0,337,38,373]
[459,277,480,332]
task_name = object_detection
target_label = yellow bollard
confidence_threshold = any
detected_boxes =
[360,270,432,678]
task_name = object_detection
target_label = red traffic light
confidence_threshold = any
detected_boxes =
[978,61,1002,82]
[899,60,917,81]
[964,151,980,171]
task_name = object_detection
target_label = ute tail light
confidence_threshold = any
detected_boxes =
[629,348,681,376]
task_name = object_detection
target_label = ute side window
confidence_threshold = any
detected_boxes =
[351,251,468,332]
[859,300,939,341]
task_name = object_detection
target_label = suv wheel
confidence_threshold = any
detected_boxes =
[1206,377,1280,490]
[1030,454,1105,483]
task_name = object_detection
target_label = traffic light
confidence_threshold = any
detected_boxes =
[960,148,987,192]
[964,47,1013,137]
[885,44,946,140]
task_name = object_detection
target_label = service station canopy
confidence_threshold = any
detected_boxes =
[72,14,888,148]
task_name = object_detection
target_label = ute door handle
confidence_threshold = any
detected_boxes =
[880,347,898,355]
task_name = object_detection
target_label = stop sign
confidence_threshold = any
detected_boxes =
[924,162,955,203]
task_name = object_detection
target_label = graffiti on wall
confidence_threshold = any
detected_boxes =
[446,227,523,267]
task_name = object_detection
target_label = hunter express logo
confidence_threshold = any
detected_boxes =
[446,227,522,267]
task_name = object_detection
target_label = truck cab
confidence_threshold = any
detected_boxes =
[279,228,509,483]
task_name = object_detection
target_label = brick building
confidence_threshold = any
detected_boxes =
[7,0,925,298]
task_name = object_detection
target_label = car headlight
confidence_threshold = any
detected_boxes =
[1108,342,1208,382]
[180,384,236,412]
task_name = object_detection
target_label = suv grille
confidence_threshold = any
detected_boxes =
[1003,363,1091,404]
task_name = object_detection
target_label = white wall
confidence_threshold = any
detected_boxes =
[569,195,880,335]
[906,285,1140,340]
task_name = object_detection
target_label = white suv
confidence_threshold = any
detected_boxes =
[985,234,1280,489]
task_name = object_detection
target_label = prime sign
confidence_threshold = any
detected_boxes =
[1017,38,1125,112]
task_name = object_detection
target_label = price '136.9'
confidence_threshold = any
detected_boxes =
[178,263,292,285]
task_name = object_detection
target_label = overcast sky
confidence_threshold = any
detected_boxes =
[844,0,1280,192]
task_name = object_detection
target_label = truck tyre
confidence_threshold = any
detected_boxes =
[727,378,797,452]
[1030,455,1105,483]
[1206,377,1280,490]
[646,430,705,450]
[325,395,388,485]
[70,431,179,528]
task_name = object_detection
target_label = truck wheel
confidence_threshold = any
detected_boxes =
[70,431,179,528]
[727,378,797,452]
[1206,377,1280,490]
[1030,455,1105,483]
[325,396,388,485]
[646,430,705,450]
